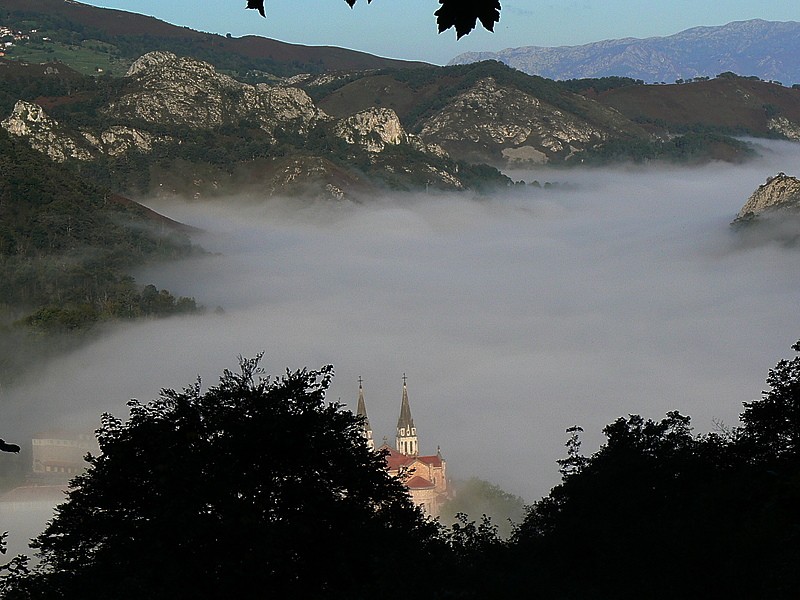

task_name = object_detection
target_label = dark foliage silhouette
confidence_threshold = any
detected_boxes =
[245,0,502,38]
[4,341,800,599]
[1,357,439,599]
[502,342,800,599]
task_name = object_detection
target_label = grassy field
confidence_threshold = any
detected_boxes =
[4,39,132,77]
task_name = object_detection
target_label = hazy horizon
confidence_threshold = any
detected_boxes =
[2,141,799,558]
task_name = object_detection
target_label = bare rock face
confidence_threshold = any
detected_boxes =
[737,172,800,219]
[106,51,327,137]
[82,126,159,156]
[417,77,607,164]
[767,117,800,141]
[1,100,94,162]
[334,107,407,152]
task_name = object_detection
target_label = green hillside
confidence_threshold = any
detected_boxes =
[0,128,201,381]
[0,0,428,79]
[593,73,800,137]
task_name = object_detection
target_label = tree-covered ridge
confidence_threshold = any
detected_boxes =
[313,60,633,132]
[574,131,756,165]
[0,128,200,355]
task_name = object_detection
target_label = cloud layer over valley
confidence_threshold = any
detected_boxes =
[3,141,800,511]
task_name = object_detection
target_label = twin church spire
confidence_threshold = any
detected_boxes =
[356,377,374,450]
[357,374,419,456]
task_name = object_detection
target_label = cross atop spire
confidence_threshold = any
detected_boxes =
[396,374,418,456]
[356,377,373,450]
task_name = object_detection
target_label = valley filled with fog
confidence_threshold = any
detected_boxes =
[3,140,800,516]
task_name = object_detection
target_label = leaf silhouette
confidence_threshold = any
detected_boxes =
[435,0,501,39]
[246,0,265,18]
[245,0,500,37]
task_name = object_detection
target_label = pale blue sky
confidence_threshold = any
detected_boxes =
[83,1,800,65]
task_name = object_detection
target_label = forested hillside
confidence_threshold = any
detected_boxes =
[0,128,200,381]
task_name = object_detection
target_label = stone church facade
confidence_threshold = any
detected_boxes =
[356,377,450,517]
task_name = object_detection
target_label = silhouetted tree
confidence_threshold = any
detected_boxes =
[503,343,800,600]
[1,357,439,599]
[740,340,800,462]
[246,0,502,38]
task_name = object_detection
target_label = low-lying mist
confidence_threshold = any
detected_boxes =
[3,140,800,515]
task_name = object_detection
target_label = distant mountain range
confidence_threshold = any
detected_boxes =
[449,20,800,85]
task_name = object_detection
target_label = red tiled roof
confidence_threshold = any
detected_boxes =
[405,475,435,489]
[379,445,414,471]
[415,454,443,467]
[379,445,444,471]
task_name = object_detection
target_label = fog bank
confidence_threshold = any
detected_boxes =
[3,141,800,520]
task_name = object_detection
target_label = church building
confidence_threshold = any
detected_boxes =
[356,376,449,517]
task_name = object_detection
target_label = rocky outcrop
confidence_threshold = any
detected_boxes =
[0,52,503,198]
[82,126,160,156]
[767,117,800,141]
[1,100,94,162]
[106,51,328,137]
[417,77,607,164]
[737,172,800,219]
[2,100,166,161]
[334,108,407,152]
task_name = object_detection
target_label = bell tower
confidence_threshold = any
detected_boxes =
[395,373,418,456]
[356,376,374,450]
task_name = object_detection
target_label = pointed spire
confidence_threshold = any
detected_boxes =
[397,374,415,433]
[356,376,374,450]
[396,373,418,456]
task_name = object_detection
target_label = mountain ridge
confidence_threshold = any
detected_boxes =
[0,0,430,76]
[449,20,800,85]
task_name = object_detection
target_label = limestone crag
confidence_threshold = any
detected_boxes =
[334,108,407,152]
[282,72,353,89]
[767,117,800,141]
[82,126,160,156]
[417,77,607,164]
[1,100,94,162]
[737,172,800,219]
[106,51,328,137]
[0,52,507,197]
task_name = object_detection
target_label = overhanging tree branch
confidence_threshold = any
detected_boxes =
[245,0,502,38]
